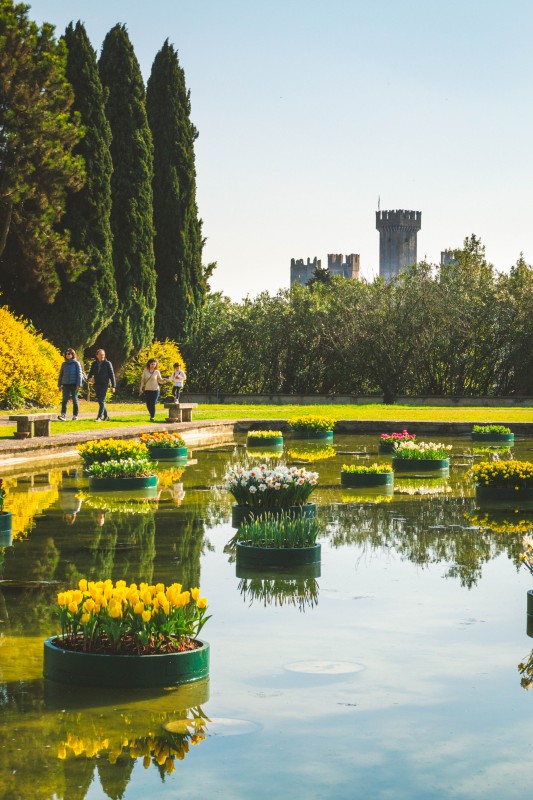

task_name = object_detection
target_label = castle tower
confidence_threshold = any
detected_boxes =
[290,257,321,287]
[327,254,360,280]
[375,210,422,281]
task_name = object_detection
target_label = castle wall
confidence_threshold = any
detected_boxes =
[290,257,321,286]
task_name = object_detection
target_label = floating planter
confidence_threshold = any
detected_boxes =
[246,430,284,447]
[468,460,533,509]
[391,441,451,473]
[471,425,514,444]
[44,579,210,688]
[289,415,335,441]
[140,432,188,461]
[378,430,416,454]
[0,511,12,534]
[235,561,321,580]
[340,464,394,488]
[88,474,158,491]
[233,515,321,569]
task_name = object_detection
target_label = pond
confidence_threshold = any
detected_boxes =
[1,433,533,799]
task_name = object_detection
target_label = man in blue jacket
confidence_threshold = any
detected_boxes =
[87,348,116,421]
[57,348,83,421]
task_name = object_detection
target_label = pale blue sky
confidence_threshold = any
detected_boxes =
[29,0,533,298]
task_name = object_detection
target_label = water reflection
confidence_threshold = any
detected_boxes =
[237,576,319,611]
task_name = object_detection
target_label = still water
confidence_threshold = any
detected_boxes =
[1,434,533,799]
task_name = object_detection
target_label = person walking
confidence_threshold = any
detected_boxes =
[171,362,186,403]
[139,358,169,421]
[57,348,83,421]
[88,348,116,421]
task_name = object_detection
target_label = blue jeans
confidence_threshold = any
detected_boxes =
[144,389,159,419]
[61,385,79,417]
[94,385,109,419]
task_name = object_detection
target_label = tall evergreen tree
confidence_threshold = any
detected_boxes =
[29,21,117,353]
[97,24,156,367]
[146,40,204,342]
[0,0,85,305]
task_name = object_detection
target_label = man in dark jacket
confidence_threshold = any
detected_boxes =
[87,349,116,421]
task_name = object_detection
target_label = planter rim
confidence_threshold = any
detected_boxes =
[392,457,449,470]
[43,636,209,688]
[236,540,321,567]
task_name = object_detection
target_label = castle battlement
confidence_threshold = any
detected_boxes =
[328,253,360,279]
[376,209,421,229]
[290,257,321,286]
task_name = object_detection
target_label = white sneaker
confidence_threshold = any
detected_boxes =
[57,415,66,421]
[72,416,78,421]
[95,417,102,422]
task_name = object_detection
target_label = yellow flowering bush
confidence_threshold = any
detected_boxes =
[78,439,149,465]
[56,579,210,654]
[0,305,62,408]
[122,340,186,398]
[466,460,533,488]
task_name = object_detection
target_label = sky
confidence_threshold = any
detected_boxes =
[28,0,533,300]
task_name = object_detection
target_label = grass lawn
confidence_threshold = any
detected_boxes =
[0,402,531,441]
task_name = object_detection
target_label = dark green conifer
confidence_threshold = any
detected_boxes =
[146,40,205,342]
[97,24,156,367]
[31,21,117,353]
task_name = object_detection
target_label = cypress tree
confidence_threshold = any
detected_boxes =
[146,40,204,342]
[30,21,117,353]
[97,24,156,367]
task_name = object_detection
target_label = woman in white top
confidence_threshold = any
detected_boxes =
[139,358,169,421]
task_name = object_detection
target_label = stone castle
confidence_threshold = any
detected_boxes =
[291,209,424,285]
[290,254,360,287]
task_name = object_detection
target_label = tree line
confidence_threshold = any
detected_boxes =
[184,236,533,401]
[0,1,207,368]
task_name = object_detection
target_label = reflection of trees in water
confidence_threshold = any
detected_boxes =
[153,511,207,590]
[238,576,319,612]
[85,513,156,585]
[0,585,60,635]
[323,497,522,588]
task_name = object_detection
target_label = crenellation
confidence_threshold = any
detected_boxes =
[376,208,422,280]
[290,257,321,286]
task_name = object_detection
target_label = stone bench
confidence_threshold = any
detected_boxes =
[163,402,198,424]
[8,413,56,439]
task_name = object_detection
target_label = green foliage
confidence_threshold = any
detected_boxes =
[147,40,205,343]
[236,515,318,548]
[122,340,185,398]
[0,0,86,303]
[86,458,155,478]
[341,463,393,474]
[472,424,512,434]
[30,21,117,353]
[96,24,156,368]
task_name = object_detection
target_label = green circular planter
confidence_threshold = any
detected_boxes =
[392,457,449,473]
[236,541,321,568]
[0,511,12,534]
[88,475,158,491]
[291,430,333,441]
[527,589,533,618]
[247,436,284,447]
[471,432,514,443]
[378,440,397,453]
[0,530,12,547]
[341,471,394,488]
[43,636,209,688]
[147,446,188,461]
[231,502,317,527]
[475,484,533,508]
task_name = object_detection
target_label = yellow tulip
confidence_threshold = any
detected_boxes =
[197,597,207,609]
[134,601,144,615]
[142,610,151,623]
[68,602,78,614]
[78,579,88,592]
[190,587,200,601]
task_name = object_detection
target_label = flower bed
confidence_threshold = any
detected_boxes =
[289,415,335,440]
[87,458,158,490]
[247,430,284,447]
[340,463,394,488]
[44,579,210,687]
[379,430,416,453]
[467,460,533,507]
[392,441,451,472]
[78,439,149,466]
[140,432,188,460]
[225,464,318,510]
[471,424,514,443]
